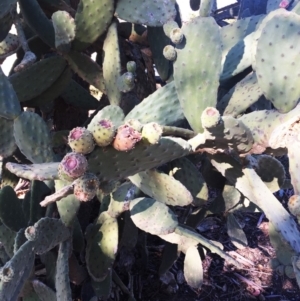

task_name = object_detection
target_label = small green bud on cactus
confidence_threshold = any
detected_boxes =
[68,127,95,154]
[126,61,136,73]
[90,119,115,147]
[112,124,142,151]
[201,107,221,129]
[117,72,135,93]
[163,45,177,61]
[125,119,143,132]
[58,152,88,181]
[163,20,179,38]
[170,28,184,44]
[73,173,99,202]
[142,122,163,144]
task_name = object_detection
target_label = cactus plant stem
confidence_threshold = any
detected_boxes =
[162,126,196,139]
[40,184,74,207]
[11,9,30,53]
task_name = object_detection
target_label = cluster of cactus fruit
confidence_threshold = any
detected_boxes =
[2,0,300,299]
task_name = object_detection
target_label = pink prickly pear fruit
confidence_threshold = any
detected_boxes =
[142,122,163,144]
[112,124,142,151]
[68,127,95,154]
[90,119,115,147]
[73,173,99,202]
[201,107,221,129]
[58,152,88,181]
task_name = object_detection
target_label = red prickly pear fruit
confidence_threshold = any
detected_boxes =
[142,122,163,144]
[90,119,115,147]
[58,152,88,181]
[73,173,99,202]
[68,127,95,154]
[112,124,142,151]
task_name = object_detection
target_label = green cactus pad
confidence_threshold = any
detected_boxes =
[86,217,118,281]
[148,26,171,81]
[73,0,113,51]
[61,79,100,110]
[220,32,254,82]
[25,217,70,254]
[130,197,178,235]
[0,67,21,119]
[0,186,27,232]
[24,67,72,107]
[52,10,75,53]
[13,111,54,163]
[55,180,81,227]
[0,240,35,301]
[0,117,17,158]
[65,50,106,92]
[32,280,57,301]
[0,224,16,257]
[9,56,66,102]
[88,137,191,183]
[129,169,193,206]
[247,155,285,193]
[227,213,248,249]
[103,21,121,106]
[107,182,133,218]
[221,15,263,56]
[88,105,125,131]
[169,157,208,207]
[19,0,55,47]
[218,72,263,117]
[255,10,300,113]
[5,162,59,181]
[55,240,72,301]
[0,33,19,59]
[173,16,222,133]
[125,82,185,126]
[0,0,17,19]
[115,0,177,27]
[210,153,300,253]
[184,246,203,289]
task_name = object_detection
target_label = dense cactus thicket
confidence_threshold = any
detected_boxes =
[1,0,300,299]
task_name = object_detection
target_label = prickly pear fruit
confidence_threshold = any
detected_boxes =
[126,61,136,74]
[112,124,142,151]
[58,152,88,181]
[73,173,99,202]
[125,119,143,132]
[68,127,95,154]
[163,20,179,38]
[90,119,115,147]
[163,45,177,61]
[142,122,163,144]
[288,195,300,221]
[201,107,221,129]
[170,28,184,45]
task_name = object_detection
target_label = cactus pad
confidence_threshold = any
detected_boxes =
[130,197,178,235]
